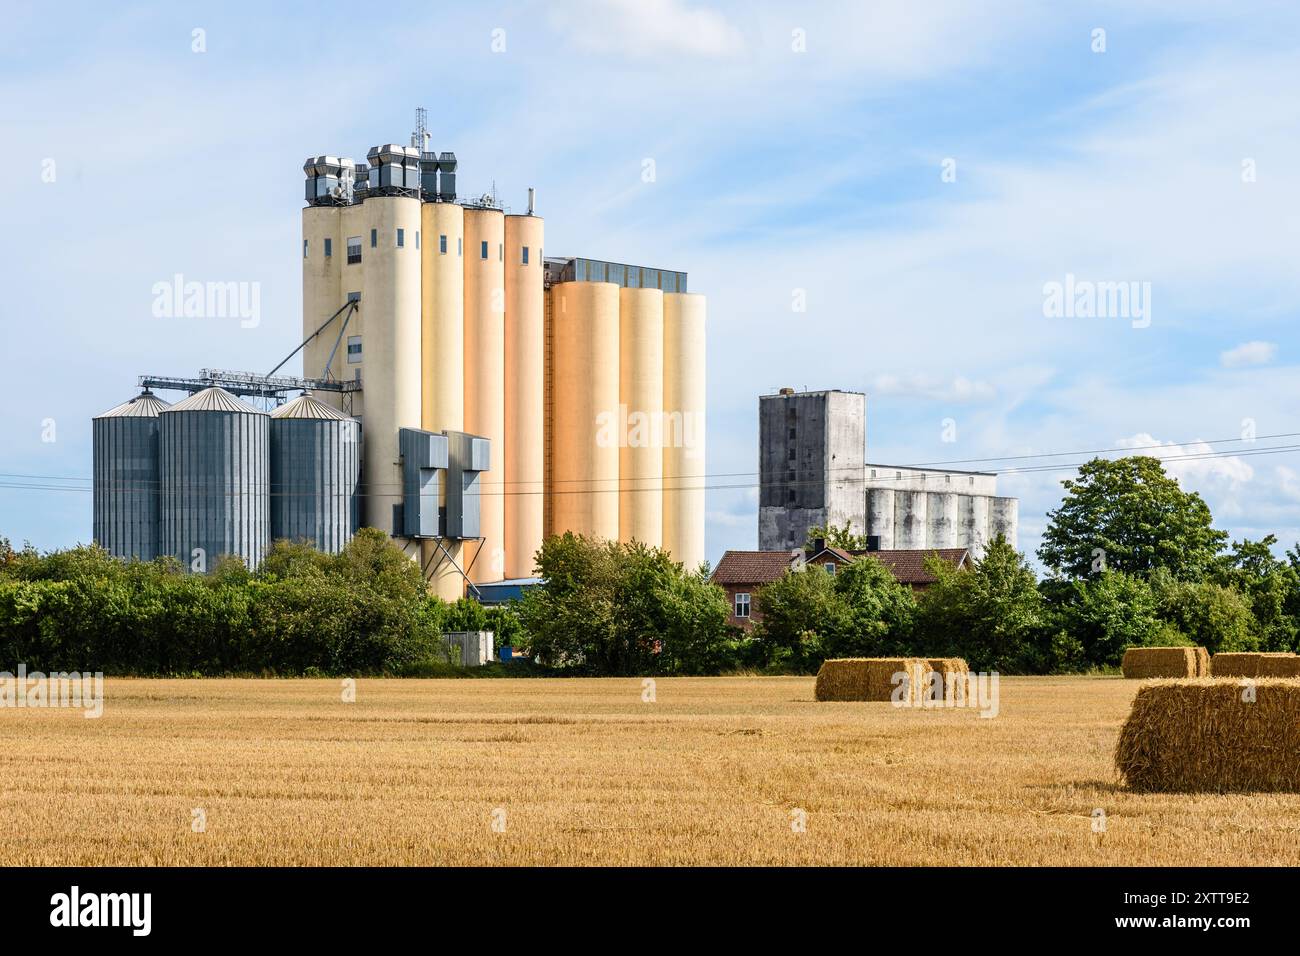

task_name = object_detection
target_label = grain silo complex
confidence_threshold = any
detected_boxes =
[91,112,708,594]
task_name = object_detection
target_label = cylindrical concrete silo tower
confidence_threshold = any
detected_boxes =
[989,497,1019,551]
[463,206,506,582]
[159,387,269,570]
[866,487,896,549]
[359,195,423,539]
[662,292,706,570]
[550,281,620,541]
[960,495,990,558]
[618,286,664,548]
[893,489,928,550]
[269,393,361,553]
[504,212,545,578]
[420,200,466,599]
[93,390,170,560]
[927,492,958,549]
[302,158,344,408]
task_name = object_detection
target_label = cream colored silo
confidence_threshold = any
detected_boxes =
[549,281,620,541]
[662,292,706,570]
[301,204,343,400]
[463,207,506,582]
[618,287,664,547]
[504,213,545,578]
[359,196,423,539]
[421,200,467,598]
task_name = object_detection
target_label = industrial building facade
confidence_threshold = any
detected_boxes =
[758,388,1017,557]
[92,130,706,595]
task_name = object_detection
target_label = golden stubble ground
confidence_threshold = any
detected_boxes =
[1,675,1297,866]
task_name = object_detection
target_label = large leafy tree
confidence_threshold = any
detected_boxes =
[1214,535,1300,652]
[915,536,1050,673]
[804,523,871,553]
[1042,571,1165,668]
[1037,456,1226,580]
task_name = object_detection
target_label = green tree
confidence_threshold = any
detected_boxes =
[1042,571,1164,668]
[1151,569,1257,654]
[915,536,1050,673]
[804,523,869,553]
[1038,456,1227,580]
[1213,536,1300,652]
[751,562,842,671]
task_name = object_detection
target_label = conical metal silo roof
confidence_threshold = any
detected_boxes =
[94,390,171,419]
[270,393,352,421]
[164,386,265,414]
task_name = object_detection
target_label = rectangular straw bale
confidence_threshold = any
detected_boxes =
[1120,646,1197,679]
[927,657,970,704]
[814,657,932,703]
[1210,653,1300,678]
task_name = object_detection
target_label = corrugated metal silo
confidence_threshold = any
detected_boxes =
[159,386,270,570]
[93,390,170,560]
[270,393,360,552]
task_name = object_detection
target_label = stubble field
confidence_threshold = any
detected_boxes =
[2,675,1297,866]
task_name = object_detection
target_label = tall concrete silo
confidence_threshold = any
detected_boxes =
[960,495,990,558]
[301,157,345,402]
[927,492,958,549]
[550,281,620,541]
[504,211,545,577]
[463,206,506,581]
[662,292,706,569]
[269,393,360,552]
[618,286,664,547]
[93,390,170,560]
[989,497,1019,550]
[893,489,928,550]
[866,487,895,549]
[421,199,467,599]
[359,193,423,538]
[159,387,269,570]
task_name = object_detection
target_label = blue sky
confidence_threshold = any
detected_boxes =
[4,0,1300,569]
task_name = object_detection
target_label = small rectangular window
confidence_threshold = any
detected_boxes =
[347,291,360,303]
[439,234,447,255]
[346,335,362,364]
[824,562,836,576]
[303,239,308,258]
[480,240,488,260]
[458,237,463,256]
[324,238,332,257]
[346,236,362,265]
[522,246,529,265]
[788,428,796,440]
[416,231,420,250]
[735,593,751,618]
[499,243,503,261]
[370,229,377,248]
[396,228,405,248]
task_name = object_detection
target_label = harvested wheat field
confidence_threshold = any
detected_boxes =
[3,675,1300,866]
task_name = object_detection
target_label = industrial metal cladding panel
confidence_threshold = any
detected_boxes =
[550,282,620,541]
[302,205,343,403]
[92,396,168,560]
[160,403,269,570]
[504,214,545,578]
[618,287,664,548]
[359,196,423,537]
[463,207,506,581]
[269,408,360,553]
[661,293,706,569]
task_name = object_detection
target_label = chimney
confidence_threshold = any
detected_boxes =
[865,535,881,552]
[527,186,536,215]
[812,536,826,554]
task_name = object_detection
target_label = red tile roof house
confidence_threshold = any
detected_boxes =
[710,542,969,630]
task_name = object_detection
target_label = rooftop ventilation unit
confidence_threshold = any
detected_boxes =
[366,144,420,198]
[303,155,355,206]
[437,151,457,201]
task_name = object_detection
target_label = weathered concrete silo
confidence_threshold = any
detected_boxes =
[926,492,958,549]
[159,387,269,570]
[894,489,928,550]
[866,487,896,549]
[269,393,360,552]
[92,390,170,560]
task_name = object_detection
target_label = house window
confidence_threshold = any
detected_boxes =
[522,246,529,265]
[324,238,332,257]
[824,562,836,576]
[303,239,308,258]
[396,228,405,248]
[346,335,362,364]
[370,229,377,248]
[439,234,447,254]
[480,240,488,260]
[735,592,751,618]
[346,236,362,265]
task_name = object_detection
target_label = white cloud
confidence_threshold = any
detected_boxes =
[549,0,744,59]
[1220,340,1277,368]
[870,374,997,404]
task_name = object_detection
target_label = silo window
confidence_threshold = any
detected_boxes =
[499,243,503,261]
[522,246,530,265]
[303,239,308,258]
[439,235,447,255]
[788,428,796,440]
[346,237,362,265]
[347,336,362,364]
[458,237,463,256]
[787,448,795,461]
[480,241,488,260]
[324,238,332,257]
[370,229,377,248]
[787,488,796,503]
[416,232,420,250]
[396,229,405,248]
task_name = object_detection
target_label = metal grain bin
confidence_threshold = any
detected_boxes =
[159,386,270,571]
[270,393,360,552]
[92,390,170,560]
